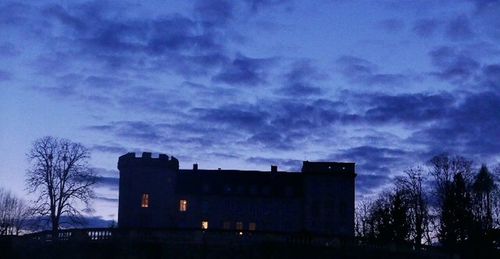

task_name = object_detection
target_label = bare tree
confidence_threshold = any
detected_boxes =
[395,167,431,247]
[0,187,29,235]
[355,199,373,240]
[26,136,97,238]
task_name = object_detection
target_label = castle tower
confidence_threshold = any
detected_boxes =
[117,152,179,228]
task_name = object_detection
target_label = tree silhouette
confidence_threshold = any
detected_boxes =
[429,154,474,247]
[26,136,97,239]
[472,165,496,232]
[0,187,28,235]
[364,190,411,244]
[395,167,430,247]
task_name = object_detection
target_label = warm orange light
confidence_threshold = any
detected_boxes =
[179,200,188,211]
[236,222,243,230]
[141,193,149,208]
[202,220,208,230]
[249,222,256,231]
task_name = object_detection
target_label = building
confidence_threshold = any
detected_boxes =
[117,152,356,237]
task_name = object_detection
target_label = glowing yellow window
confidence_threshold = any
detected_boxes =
[201,220,208,230]
[179,200,188,211]
[236,222,243,230]
[141,193,149,208]
[249,222,256,231]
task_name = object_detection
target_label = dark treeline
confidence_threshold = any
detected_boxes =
[355,153,500,252]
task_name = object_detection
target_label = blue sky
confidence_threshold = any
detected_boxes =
[1,0,499,223]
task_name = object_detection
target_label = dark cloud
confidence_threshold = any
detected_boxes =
[96,176,119,188]
[96,196,119,203]
[194,0,234,27]
[193,104,269,130]
[245,156,302,171]
[10,2,232,79]
[336,55,412,87]
[378,18,405,32]
[277,61,324,96]
[91,144,128,154]
[246,131,294,150]
[445,14,475,41]
[243,0,291,12]
[332,145,410,194]
[412,19,440,38]
[480,64,500,89]
[212,54,275,86]
[356,174,392,195]
[87,121,164,144]
[429,46,480,83]
[364,92,454,124]
[410,91,500,160]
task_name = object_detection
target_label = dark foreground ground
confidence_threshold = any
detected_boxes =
[2,228,500,259]
[2,237,498,259]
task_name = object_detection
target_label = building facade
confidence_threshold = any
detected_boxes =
[117,152,356,237]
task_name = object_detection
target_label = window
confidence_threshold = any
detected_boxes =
[223,221,231,230]
[141,193,149,208]
[236,222,243,230]
[179,199,188,211]
[249,222,256,231]
[201,220,208,230]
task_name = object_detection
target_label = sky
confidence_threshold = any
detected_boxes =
[0,0,499,224]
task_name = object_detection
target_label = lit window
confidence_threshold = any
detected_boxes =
[223,221,231,230]
[201,220,208,230]
[236,222,243,230]
[249,222,256,231]
[141,193,149,208]
[179,200,188,211]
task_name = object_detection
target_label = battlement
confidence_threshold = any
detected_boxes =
[301,161,355,176]
[117,152,179,171]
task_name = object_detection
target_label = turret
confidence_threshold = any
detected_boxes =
[117,152,179,228]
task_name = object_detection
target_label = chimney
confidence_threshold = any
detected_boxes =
[271,165,278,173]
[193,163,198,171]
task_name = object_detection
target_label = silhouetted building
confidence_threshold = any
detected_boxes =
[117,152,356,237]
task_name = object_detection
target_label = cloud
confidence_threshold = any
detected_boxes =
[212,54,276,86]
[91,144,128,154]
[412,18,441,38]
[96,176,119,188]
[96,196,118,203]
[245,156,302,171]
[410,91,500,160]
[356,174,392,195]
[445,14,475,41]
[193,104,269,130]
[336,55,412,87]
[480,63,500,89]
[243,0,291,12]
[276,61,324,96]
[194,0,234,27]
[363,92,454,124]
[429,46,480,84]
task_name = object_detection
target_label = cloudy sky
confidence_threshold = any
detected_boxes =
[1,0,499,222]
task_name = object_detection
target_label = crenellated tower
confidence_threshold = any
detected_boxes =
[117,152,179,228]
